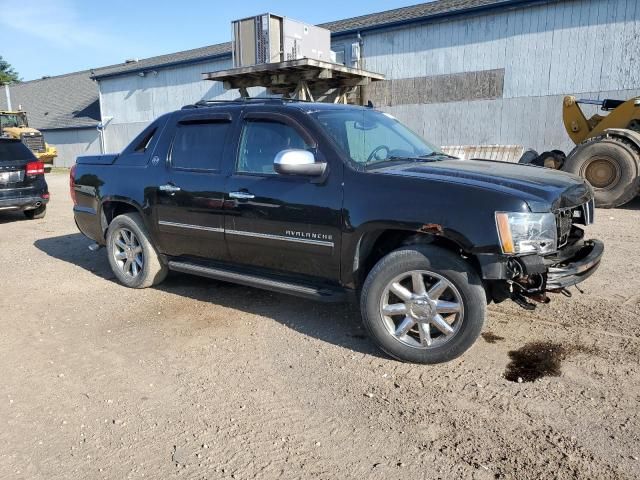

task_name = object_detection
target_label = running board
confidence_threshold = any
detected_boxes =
[167,260,347,302]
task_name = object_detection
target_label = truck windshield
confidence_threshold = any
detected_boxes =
[311,109,447,167]
[0,113,28,129]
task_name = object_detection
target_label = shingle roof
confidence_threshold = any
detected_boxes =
[91,42,232,81]
[92,0,526,80]
[2,69,103,130]
[320,0,524,33]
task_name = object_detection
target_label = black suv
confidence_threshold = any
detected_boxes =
[0,138,49,219]
[71,100,603,364]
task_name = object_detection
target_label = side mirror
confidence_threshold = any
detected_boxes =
[274,149,327,177]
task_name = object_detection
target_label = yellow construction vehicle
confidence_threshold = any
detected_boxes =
[557,96,640,208]
[0,111,57,164]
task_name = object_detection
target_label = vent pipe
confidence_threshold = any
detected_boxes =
[4,84,11,111]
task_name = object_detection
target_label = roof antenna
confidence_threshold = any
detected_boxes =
[367,100,374,108]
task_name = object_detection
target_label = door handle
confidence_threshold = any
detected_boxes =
[159,184,181,193]
[229,191,255,200]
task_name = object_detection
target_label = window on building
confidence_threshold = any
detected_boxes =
[237,120,313,175]
[171,121,230,171]
[331,45,346,65]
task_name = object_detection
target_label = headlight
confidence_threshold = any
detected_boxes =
[495,212,557,255]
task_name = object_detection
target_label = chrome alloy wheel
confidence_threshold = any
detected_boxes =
[379,270,464,349]
[112,228,144,278]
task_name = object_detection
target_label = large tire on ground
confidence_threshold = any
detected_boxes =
[24,204,46,219]
[563,137,639,208]
[106,212,168,288]
[360,244,486,364]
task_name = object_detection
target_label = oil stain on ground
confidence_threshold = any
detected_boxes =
[505,342,599,383]
[481,331,505,344]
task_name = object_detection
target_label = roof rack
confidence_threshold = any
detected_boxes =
[181,97,311,109]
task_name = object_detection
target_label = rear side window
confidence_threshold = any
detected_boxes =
[171,121,230,171]
[0,141,35,162]
[134,128,157,153]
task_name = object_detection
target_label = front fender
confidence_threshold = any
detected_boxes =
[340,221,473,287]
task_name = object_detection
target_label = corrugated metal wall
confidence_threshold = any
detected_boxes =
[43,128,101,167]
[99,58,264,152]
[100,58,232,152]
[358,0,640,153]
[99,0,640,154]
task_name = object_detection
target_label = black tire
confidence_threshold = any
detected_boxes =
[24,205,46,219]
[360,244,486,364]
[106,212,168,288]
[563,138,639,208]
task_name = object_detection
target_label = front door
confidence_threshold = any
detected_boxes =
[153,112,234,260]
[224,111,343,281]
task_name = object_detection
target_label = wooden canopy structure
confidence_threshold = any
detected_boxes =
[202,58,384,104]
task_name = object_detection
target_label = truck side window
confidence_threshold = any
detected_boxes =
[171,121,230,171]
[237,120,312,175]
[134,128,157,153]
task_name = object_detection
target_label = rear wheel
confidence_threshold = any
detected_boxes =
[24,205,46,219]
[106,212,168,288]
[360,245,486,364]
[563,138,639,208]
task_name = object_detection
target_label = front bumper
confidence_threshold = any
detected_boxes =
[0,195,49,211]
[546,239,604,290]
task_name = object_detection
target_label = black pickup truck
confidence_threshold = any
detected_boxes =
[71,100,603,364]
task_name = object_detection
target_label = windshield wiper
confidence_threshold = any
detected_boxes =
[365,152,457,168]
[364,155,411,167]
[418,152,458,160]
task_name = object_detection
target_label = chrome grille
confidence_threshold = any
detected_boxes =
[21,133,45,153]
[555,208,573,248]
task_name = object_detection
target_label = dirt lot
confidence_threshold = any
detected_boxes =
[1,172,639,479]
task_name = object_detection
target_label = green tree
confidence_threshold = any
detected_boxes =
[0,56,20,84]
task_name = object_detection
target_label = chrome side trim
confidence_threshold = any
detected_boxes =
[226,229,334,247]
[158,222,334,247]
[158,220,223,233]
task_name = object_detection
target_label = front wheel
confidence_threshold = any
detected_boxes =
[360,245,486,364]
[106,212,168,288]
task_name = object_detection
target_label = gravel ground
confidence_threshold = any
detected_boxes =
[1,172,639,479]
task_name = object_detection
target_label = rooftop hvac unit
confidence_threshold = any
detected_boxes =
[232,14,331,67]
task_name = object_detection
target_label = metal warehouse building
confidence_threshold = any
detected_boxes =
[4,0,640,166]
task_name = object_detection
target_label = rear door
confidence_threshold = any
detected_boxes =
[0,140,38,201]
[152,111,236,260]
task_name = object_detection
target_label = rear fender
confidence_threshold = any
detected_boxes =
[99,197,149,241]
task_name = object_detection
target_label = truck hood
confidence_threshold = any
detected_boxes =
[372,158,592,211]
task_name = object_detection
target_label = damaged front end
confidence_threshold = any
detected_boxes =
[490,199,604,310]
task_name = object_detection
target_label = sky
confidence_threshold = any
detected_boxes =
[0,0,421,81]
